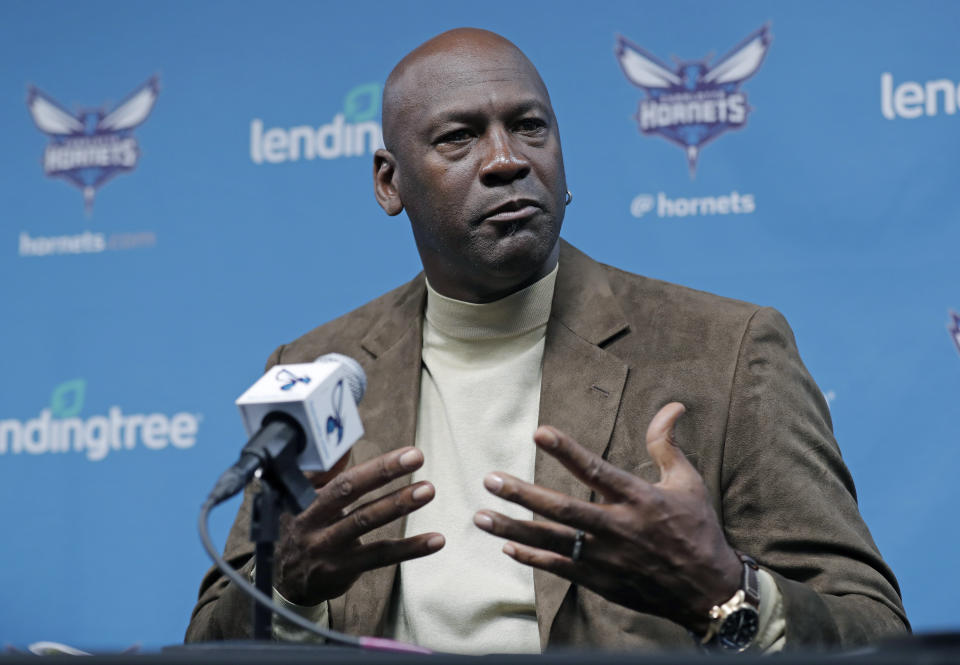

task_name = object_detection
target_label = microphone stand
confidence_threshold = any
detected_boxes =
[242,417,318,640]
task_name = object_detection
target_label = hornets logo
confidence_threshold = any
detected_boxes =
[615,26,771,177]
[26,77,160,214]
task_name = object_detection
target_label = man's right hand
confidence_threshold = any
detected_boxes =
[274,447,443,606]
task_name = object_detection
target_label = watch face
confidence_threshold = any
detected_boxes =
[717,608,760,650]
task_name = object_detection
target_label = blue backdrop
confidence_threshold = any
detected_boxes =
[1,0,957,650]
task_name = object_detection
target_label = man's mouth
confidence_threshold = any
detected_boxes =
[483,199,540,224]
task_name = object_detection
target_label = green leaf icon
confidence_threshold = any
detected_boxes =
[343,83,381,123]
[50,378,86,418]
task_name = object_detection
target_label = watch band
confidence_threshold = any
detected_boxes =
[738,551,760,608]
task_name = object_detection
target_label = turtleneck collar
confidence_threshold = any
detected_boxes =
[425,264,558,340]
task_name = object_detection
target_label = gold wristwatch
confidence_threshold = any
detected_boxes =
[700,552,761,652]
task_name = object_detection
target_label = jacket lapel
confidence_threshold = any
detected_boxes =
[533,241,630,647]
[336,276,426,636]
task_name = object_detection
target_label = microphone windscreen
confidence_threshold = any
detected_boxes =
[316,353,367,404]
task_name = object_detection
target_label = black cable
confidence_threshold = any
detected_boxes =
[198,497,364,648]
[198,421,433,654]
[199,497,436,654]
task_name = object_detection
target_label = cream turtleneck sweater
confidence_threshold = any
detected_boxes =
[388,266,558,653]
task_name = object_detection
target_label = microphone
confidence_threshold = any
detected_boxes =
[205,353,366,507]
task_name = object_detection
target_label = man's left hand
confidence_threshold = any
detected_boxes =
[473,402,742,634]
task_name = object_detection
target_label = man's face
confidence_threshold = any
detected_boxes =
[385,44,566,302]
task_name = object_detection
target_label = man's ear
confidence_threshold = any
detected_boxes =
[373,149,403,216]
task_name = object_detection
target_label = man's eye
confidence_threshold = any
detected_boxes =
[514,118,547,134]
[437,129,472,144]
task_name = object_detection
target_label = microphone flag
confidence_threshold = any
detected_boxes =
[235,358,364,471]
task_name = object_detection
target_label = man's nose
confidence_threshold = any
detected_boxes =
[478,127,530,186]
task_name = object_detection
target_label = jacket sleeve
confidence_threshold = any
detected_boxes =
[720,307,908,649]
[184,345,287,642]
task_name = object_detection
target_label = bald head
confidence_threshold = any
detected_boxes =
[381,28,553,151]
[372,27,567,303]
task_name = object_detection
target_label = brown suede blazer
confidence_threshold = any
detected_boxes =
[186,240,907,650]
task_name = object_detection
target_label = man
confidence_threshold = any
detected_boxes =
[186,28,907,652]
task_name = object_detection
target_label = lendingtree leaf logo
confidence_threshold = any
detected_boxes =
[50,378,86,418]
[0,378,200,461]
[342,82,380,123]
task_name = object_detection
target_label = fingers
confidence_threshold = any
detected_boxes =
[473,509,594,590]
[346,532,445,574]
[322,481,436,547]
[500,541,592,589]
[532,426,640,500]
[482,471,606,531]
[301,447,424,528]
[473,510,588,560]
[644,402,697,484]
